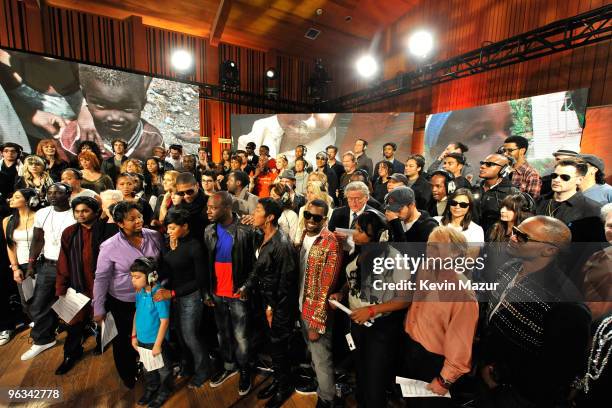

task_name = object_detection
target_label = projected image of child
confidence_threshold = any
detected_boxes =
[58,64,163,161]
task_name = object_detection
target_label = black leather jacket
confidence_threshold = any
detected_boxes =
[472,178,520,236]
[245,229,298,311]
[203,214,255,300]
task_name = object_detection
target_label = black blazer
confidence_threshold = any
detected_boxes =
[411,175,432,211]
[328,204,375,231]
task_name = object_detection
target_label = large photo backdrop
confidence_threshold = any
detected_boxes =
[233,113,415,165]
[0,49,200,160]
[424,89,588,175]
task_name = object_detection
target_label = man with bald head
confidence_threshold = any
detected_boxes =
[473,153,521,236]
[479,216,590,408]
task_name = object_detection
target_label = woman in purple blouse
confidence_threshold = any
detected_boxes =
[93,200,163,389]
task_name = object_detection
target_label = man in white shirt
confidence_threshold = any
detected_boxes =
[22,183,75,361]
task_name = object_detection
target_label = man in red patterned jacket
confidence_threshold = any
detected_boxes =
[295,199,343,408]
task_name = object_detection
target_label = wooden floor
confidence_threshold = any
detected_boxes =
[0,328,318,408]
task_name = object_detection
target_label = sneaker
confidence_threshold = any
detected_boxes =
[209,369,237,388]
[20,341,57,361]
[238,369,251,396]
[0,330,13,346]
[295,378,317,395]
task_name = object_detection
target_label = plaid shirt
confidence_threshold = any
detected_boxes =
[511,161,542,198]
[301,229,343,334]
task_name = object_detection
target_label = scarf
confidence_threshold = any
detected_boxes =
[67,219,105,293]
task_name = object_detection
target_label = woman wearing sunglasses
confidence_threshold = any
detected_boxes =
[434,188,484,255]
[329,210,409,408]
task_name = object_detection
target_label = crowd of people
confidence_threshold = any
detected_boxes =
[0,135,610,408]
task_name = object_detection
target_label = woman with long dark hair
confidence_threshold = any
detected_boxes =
[36,139,68,182]
[487,194,532,242]
[93,201,163,389]
[373,161,391,203]
[2,188,38,336]
[269,182,299,240]
[435,188,484,244]
[329,210,410,408]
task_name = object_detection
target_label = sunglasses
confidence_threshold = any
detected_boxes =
[316,156,326,160]
[512,226,558,247]
[449,200,470,208]
[480,161,503,167]
[176,189,196,197]
[551,173,572,182]
[303,211,325,222]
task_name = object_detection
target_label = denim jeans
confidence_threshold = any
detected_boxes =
[139,341,173,396]
[176,291,210,383]
[212,294,249,371]
[16,263,33,322]
[301,317,335,403]
[29,261,58,345]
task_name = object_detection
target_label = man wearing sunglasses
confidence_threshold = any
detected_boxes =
[171,172,209,243]
[480,216,590,408]
[535,160,602,232]
[473,153,520,236]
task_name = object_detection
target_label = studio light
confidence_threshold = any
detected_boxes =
[220,60,240,90]
[356,55,378,78]
[265,68,277,79]
[170,49,193,72]
[408,30,434,58]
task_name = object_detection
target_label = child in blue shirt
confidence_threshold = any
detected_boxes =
[130,257,172,408]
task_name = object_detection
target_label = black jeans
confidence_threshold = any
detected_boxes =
[29,261,58,345]
[106,295,138,386]
[63,319,87,358]
[400,333,454,408]
[212,295,250,371]
[139,341,173,397]
[265,300,293,390]
[175,291,210,383]
[351,311,403,408]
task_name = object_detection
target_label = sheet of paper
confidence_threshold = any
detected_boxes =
[21,276,36,302]
[395,376,451,398]
[335,228,356,252]
[51,288,90,323]
[138,346,165,371]
[101,312,118,350]
[335,228,355,236]
[328,299,372,327]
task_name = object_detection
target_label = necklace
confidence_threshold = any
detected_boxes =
[546,199,562,217]
[583,315,612,393]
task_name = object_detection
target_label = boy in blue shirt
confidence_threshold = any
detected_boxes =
[130,257,172,408]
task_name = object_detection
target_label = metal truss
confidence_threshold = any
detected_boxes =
[318,3,612,111]
[198,84,313,113]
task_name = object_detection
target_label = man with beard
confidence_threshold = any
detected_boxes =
[227,170,258,216]
[22,183,76,361]
[55,196,108,374]
[171,172,209,242]
[246,198,297,408]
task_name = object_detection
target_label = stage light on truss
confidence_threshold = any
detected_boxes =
[170,49,193,72]
[356,54,378,78]
[408,30,434,58]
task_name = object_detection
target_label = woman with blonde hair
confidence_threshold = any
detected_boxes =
[35,139,67,182]
[152,170,180,228]
[273,154,289,184]
[294,180,334,243]
[78,150,113,193]
[14,155,54,202]
[120,158,143,175]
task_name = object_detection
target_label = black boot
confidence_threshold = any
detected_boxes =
[55,353,82,375]
[265,387,294,408]
[257,379,278,400]
[137,387,158,406]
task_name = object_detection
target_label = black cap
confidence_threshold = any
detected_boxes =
[579,154,605,172]
[388,173,409,185]
[384,186,415,212]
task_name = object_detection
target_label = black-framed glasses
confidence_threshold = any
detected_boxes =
[176,189,196,197]
[480,161,503,168]
[551,173,572,182]
[512,226,558,247]
[303,211,324,222]
[502,147,519,154]
[449,200,470,208]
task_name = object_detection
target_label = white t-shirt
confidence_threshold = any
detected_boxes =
[434,216,485,243]
[299,232,320,311]
[34,207,76,261]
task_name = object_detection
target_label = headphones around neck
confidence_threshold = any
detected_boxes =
[498,156,514,179]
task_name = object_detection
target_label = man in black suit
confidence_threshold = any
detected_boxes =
[354,139,373,181]
[326,145,345,183]
[328,181,374,233]
[384,186,437,242]
[373,142,405,184]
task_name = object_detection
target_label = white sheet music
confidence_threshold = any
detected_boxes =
[328,299,372,327]
[395,376,451,398]
[21,276,36,302]
[335,228,355,252]
[51,288,90,323]
[100,312,118,350]
[138,346,165,371]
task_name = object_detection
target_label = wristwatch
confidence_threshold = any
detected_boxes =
[437,375,453,389]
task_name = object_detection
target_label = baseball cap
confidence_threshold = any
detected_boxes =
[579,154,605,172]
[384,186,415,212]
[388,173,409,185]
[280,169,296,180]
